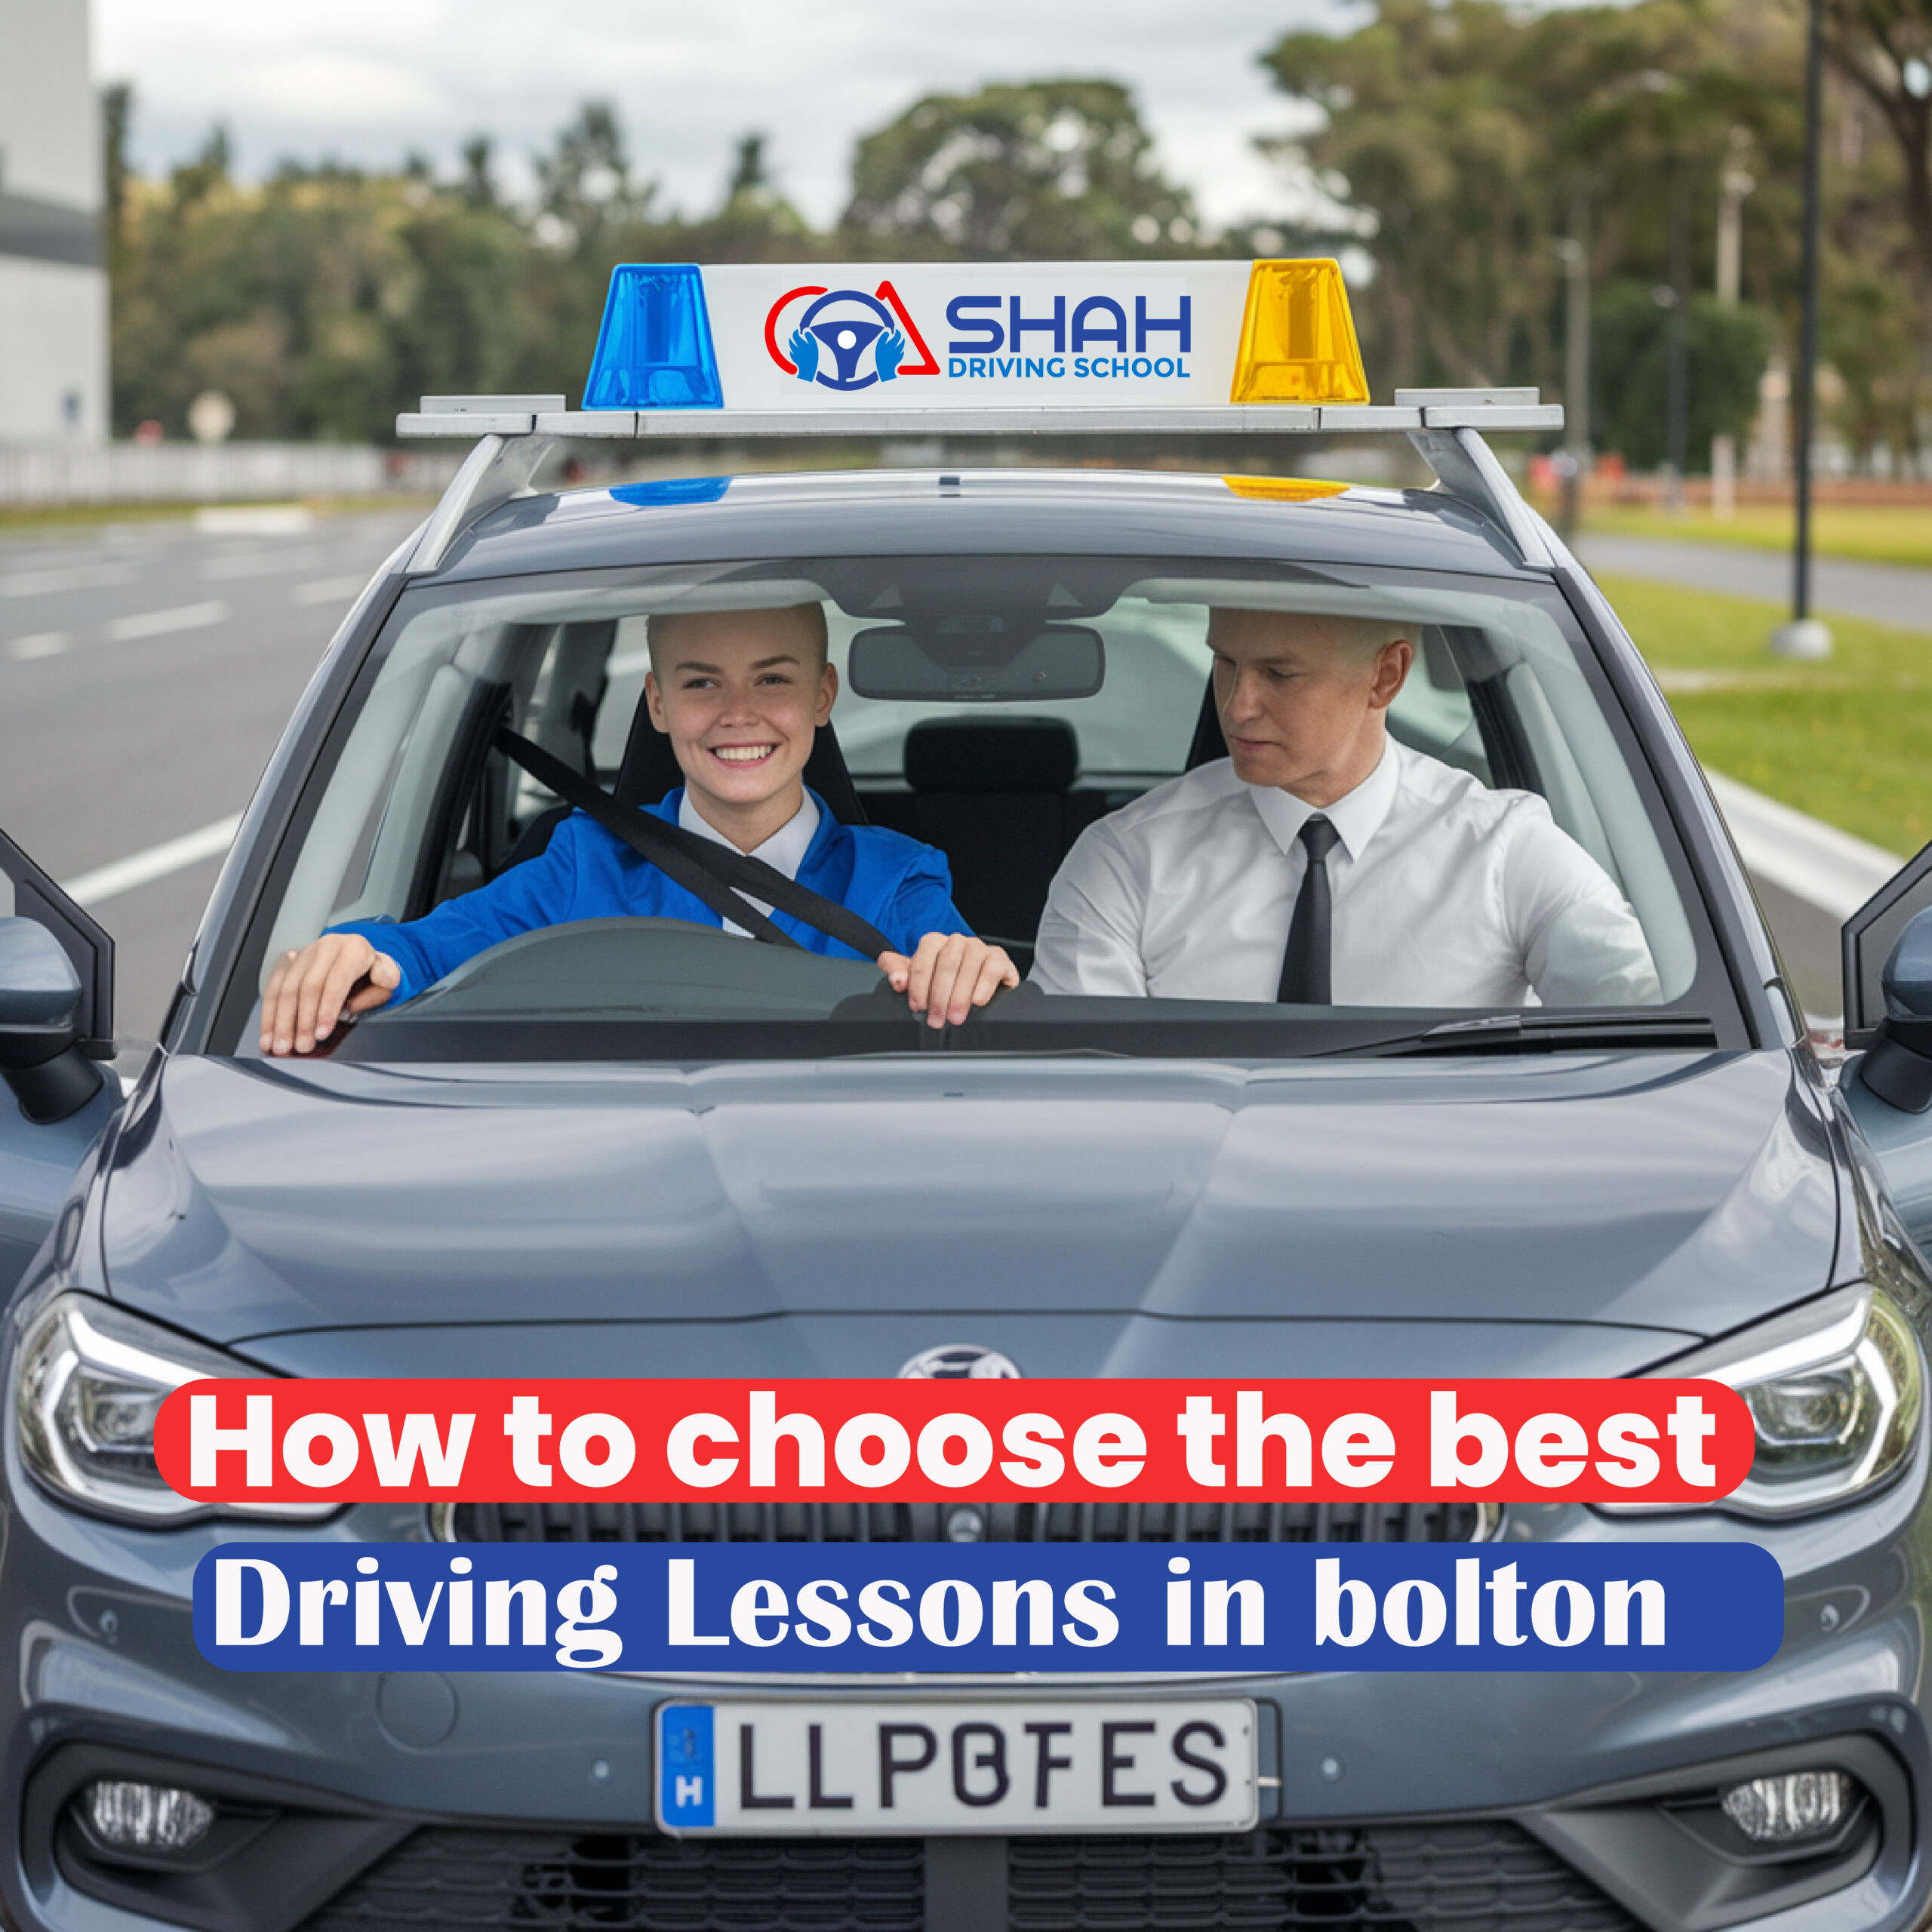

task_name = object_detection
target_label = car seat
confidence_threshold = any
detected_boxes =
[863,718,1081,949]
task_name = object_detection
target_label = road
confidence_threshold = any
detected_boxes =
[1574,531,1932,635]
[0,512,1898,1048]
[0,509,423,1052]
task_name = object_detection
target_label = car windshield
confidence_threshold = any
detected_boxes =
[231,549,1726,1062]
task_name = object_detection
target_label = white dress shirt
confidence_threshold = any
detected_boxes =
[678,786,820,937]
[1031,741,1661,1008]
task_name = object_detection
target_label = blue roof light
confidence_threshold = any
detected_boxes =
[583,265,724,410]
[610,476,730,507]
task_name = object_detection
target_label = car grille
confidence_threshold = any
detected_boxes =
[1007,1824,1637,1929]
[301,1823,1633,1930]
[439,1499,1495,1546]
[304,1830,923,1930]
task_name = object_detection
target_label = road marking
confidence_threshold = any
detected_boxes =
[201,545,325,580]
[195,504,314,536]
[103,600,231,642]
[60,813,244,908]
[0,565,136,598]
[1709,771,1900,922]
[293,574,368,605]
[6,632,70,660]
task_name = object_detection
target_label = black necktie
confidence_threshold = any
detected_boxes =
[1278,816,1341,1004]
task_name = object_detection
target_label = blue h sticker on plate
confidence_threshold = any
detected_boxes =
[659,1704,715,1827]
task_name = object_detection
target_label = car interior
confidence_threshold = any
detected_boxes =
[254,561,1699,1011]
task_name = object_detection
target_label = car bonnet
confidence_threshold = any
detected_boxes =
[96,1048,1838,1376]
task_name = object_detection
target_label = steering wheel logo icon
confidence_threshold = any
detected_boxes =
[788,289,904,392]
[764,281,937,392]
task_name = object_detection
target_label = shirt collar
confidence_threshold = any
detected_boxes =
[676,786,821,879]
[1246,737,1400,863]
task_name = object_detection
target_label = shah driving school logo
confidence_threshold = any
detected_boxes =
[764,281,940,392]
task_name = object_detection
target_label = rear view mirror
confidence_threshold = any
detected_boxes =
[0,916,104,1124]
[848,623,1104,702]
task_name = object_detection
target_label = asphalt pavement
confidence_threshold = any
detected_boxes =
[1574,531,1932,635]
[0,508,423,1048]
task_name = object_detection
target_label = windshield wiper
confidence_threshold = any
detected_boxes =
[1319,1011,1719,1060]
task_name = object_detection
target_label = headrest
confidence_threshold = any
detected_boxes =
[904,718,1078,795]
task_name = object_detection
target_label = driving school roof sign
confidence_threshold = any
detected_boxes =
[580,260,1371,413]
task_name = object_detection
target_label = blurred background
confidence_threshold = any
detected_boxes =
[3,0,1930,1036]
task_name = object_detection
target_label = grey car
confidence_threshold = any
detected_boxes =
[7,417,1932,1932]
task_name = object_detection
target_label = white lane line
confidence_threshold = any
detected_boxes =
[1,565,136,598]
[1708,771,1901,921]
[202,545,326,581]
[103,599,231,643]
[195,504,314,536]
[60,814,243,908]
[292,574,368,605]
[6,632,70,661]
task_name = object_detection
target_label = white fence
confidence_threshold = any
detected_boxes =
[0,440,463,506]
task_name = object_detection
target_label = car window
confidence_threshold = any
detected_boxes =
[237,550,1719,1060]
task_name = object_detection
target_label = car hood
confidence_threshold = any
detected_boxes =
[98,1049,1840,1376]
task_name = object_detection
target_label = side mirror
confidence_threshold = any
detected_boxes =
[0,826,114,1055]
[0,917,105,1124]
[1884,909,1932,1020]
[1843,834,1932,1045]
[1856,906,1932,1113]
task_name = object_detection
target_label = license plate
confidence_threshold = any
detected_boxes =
[654,1698,1257,1835]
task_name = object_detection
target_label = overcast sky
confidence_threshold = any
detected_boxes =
[94,0,1371,231]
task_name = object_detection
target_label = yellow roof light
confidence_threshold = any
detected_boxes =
[1229,260,1370,407]
[1223,475,1350,503]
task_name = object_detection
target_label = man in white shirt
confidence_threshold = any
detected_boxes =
[1030,606,1661,1008]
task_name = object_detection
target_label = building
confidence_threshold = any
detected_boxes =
[0,0,107,444]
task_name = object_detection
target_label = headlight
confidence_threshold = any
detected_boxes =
[13,1292,331,1524]
[1604,1284,1924,1520]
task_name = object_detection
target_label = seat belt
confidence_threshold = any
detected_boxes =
[493,727,894,961]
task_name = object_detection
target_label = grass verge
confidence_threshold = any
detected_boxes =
[0,494,433,534]
[1579,503,1932,570]
[1598,571,1929,854]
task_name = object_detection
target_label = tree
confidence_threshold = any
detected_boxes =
[1254,0,1932,468]
[101,83,133,267]
[1258,0,1797,400]
[1823,1,1932,295]
[1592,284,1777,466]
[842,79,1200,258]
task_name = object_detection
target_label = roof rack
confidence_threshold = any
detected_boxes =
[398,399,1562,577]
[397,388,1561,440]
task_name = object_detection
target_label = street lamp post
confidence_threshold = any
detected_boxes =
[1711,131,1754,519]
[1772,0,1832,659]
[1555,197,1592,537]
[1663,184,1690,515]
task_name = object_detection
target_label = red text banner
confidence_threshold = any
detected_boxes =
[155,1379,1754,1506]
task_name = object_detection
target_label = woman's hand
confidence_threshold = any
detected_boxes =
[877,933,1020,1030]
[260,934,402,1056]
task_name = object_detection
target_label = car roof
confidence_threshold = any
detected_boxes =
[433,466,1546,586]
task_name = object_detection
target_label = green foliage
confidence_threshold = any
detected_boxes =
[843,79,1201,259]
[1257,0,1930,460]
[106,97,823,441]
[1260,0,1804,398]
[106,77,1196,439]
[1591,283,1776,469]
[95,20,1932,459]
